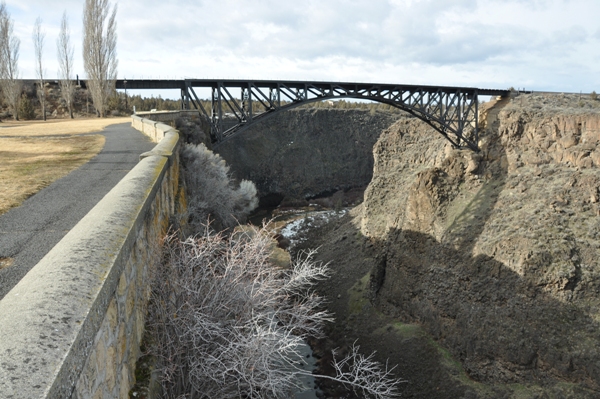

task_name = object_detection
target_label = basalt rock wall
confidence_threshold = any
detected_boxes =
[215,108,401,205]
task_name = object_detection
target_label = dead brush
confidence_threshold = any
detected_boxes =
[181,143,258,232]
[148,224,402,399]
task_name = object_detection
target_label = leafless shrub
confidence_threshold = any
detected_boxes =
[176,114,211,145]
[181,143,258,231]
[148,225,401,399]
[18,93,35,120]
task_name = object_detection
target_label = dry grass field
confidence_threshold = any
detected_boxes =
[0,117,129,137]
[0,118,130,215]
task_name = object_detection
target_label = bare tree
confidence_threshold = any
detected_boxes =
[32,17,45,121]
[57,11,75,119]
[83,0,117,117]
[0,1,21,120]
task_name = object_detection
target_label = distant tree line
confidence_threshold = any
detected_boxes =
[127,94,180,112]
[116,96,407,115]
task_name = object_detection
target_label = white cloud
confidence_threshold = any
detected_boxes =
[0,0,598,95]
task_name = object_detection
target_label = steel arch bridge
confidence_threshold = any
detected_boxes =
[115,79,509,151]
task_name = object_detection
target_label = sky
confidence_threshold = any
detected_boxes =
[4,0,600,99]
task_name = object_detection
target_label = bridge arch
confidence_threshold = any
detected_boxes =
[220,92,474,151]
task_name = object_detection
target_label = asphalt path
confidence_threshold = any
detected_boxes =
[0,122,156,300]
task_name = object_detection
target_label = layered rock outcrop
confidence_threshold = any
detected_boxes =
[203,95,600,397]
[359,93,600,397]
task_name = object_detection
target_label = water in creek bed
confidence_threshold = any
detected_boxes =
[295,342,320,399]
[249,206,348,246]
[249,206,349,398]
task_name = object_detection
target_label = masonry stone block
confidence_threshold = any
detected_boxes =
[118,324,127,365]
[117,272,127,297]
[120,367,130,398]
[107,298,118,331]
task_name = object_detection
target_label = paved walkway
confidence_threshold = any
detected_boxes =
[0,123,156,300]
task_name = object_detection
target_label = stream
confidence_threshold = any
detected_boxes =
[250,206,349,399]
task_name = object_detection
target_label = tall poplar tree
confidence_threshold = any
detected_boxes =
[57,11,75,118]
[33,17,46,121]
[83,0,117,117]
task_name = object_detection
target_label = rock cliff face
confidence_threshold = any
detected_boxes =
[211,96,600,397]
[214,108,401,205]
[359,94,600,397]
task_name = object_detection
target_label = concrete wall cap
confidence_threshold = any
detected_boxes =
[155,122,174,132]
[139,131,179,160]
[140,149,172,159]
[0,155,169,398]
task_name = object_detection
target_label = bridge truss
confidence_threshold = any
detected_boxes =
[116,79,508,151]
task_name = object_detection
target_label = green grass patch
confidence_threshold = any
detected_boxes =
[347,273,371,314]
[390,322,421,339]
[372,321,423,340]
[436,343,463,371]
[379,317,489,393]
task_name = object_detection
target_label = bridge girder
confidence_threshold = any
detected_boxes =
[116,79,509,151]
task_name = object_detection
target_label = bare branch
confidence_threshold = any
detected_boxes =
[0,1,21,120]
[324,343,403,399]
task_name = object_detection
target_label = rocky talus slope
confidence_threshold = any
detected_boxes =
[302,94,600,398]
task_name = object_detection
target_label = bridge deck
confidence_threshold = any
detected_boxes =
[115,78,508,98]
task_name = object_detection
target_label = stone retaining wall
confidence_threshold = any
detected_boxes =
[134,110,200,125]
[131,111,199,143]
[0,118,182,398]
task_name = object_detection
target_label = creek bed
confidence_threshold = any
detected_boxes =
[250,206,349,398]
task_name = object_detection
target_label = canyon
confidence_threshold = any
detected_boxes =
[209,94,600,398]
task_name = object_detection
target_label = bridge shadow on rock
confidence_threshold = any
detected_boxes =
[309,214,600,398]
